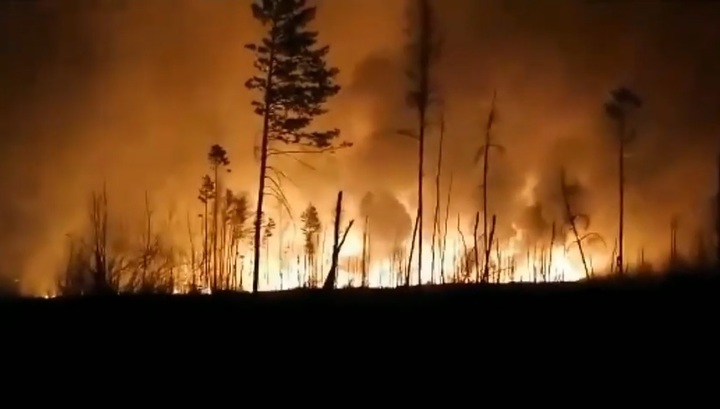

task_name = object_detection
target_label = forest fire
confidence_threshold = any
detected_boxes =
[159,198,605,295]
[3,0,720,299]
[211,232,595,293]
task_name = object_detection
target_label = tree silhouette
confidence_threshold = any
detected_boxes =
[474,91,503,283]
[559,169,604,279]
[262,216,276,285]
[245,0,348,293]
[300,202,321,282]
[225,190,250,289]
[604,86,642,274]
[198,174,215,285]
[400,0,442,286]
[207,144,230,289]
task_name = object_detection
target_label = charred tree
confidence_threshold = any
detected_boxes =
[473,212,480,281]
[402,0,442,286]
[475,91,502,283]
[670,216,679,267]
[246,0,348,293]
[560,169,591,279]
[430,110,445,283]
[604,86,642,275]
[361,216,369,287]
[324,191,354,290]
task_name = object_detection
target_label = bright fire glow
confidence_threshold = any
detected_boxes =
[169,222,606,294]
[163,167,612,294]
[50,168,613,296]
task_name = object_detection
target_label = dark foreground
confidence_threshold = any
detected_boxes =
[3,270,720,331]
[4,272,717,380]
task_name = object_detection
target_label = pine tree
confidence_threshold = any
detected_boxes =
[245,0,349,293]
[300,203,321,282]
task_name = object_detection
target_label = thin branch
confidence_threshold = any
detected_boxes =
[287,155,317,171]
[265,184,293,220]
[267,146,347,157]
[267,166,299,190]
[397,129,419,140]
[338,220,356,250]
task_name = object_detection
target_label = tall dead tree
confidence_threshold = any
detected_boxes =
[430,110,445,283]
[246,0,349,293]
[361,216,369,287]
[475,91,501,283]
[604,86,642,275]
[670,215,679,267]
[402,0,441,286]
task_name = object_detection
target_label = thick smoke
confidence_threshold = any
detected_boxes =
[1,0,719,293]
[360,191,413,257]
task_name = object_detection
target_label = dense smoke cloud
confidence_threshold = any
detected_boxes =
[360,191,413,256]
[1,0,719,293]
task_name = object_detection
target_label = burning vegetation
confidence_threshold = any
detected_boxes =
[1,0,719,297]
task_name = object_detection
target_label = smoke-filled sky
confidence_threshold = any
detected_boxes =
[2,0,719,292]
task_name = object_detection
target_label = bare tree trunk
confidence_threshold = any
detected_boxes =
[324,191,354,290]
[406,213,420,286]
[361,216,369,287]
[480,91,498,283]
[186,212,197,291]
[278,204,284,290]
[670,216,679,267]
[417,126,425,287]
[605,88,642,273]
[495,239,502,283]
[473,212,480,283]
[457,214,469,282]
[142,191,152,289]
[617,117,626,275]
[431,112,445,284]
[212,166,219,289]
[561,170,591,279]
[482,140,489,280]
[548,222,556,279]
[319,228,327,287]
[203,202,208,287]
[483,215,496,283]
[440,173,453,284]
[405,0,440,288]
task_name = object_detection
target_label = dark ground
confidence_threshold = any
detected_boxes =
[4,271,716,385]
[2,268,718,363]
[3,269,719,330]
